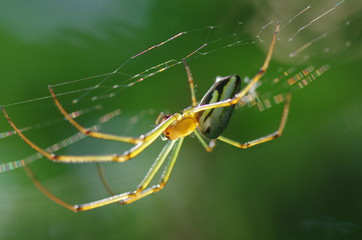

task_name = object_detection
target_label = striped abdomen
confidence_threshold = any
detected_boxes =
[196,75,241,139]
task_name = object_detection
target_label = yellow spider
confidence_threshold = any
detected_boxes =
[1,23,291,212]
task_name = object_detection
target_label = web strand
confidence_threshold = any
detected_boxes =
[1,0,353,109]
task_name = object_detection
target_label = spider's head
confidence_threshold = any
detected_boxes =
[155,112,197,141]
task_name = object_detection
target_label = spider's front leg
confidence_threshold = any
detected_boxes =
[75,138,184,211]
[1,105,184,211]
[1,105,181,163]
[49,86,141,144]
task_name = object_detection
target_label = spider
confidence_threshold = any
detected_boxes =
[1,23,291,212]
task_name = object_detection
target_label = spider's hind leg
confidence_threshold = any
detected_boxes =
[189,23,280,115]
[194,130,217,152]
[217,93,291,149]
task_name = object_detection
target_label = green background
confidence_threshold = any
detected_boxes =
[0,0,361,239]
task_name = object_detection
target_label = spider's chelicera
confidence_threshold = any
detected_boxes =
[1,23,291,212]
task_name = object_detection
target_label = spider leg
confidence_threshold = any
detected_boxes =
[76,138,183,210]
[20,139,182,211]
[1,106,181,163]
[22,160,128,212]
[194,129,216,152]
[182,59,197,107]
[120,138,183,205]
[49,86,140,144]
[188,23,280,115]
[217,93,291,149]
[23,165,76,211]
[97,137,184,202]
[96,163,117,196]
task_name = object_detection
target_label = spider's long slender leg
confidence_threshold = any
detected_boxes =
[120,138,184,205]
[94,137,180,198]
[23,165,76,211]
[97,137,184,201]
[1,106,181,163]
[20,139,182,212]
[194,130,216,152]
[75,139,183,211]
[218,93,291,149]
[132,140,177,192]
[96,163,117,196]
[182,59,197,107]
[49,86,140,144]
[25,159,122,211]
[188,23,280,115]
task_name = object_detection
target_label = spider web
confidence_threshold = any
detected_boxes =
[1,0,359,107]
[0,0,360,172]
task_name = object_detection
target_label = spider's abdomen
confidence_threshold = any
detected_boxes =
[196,75,241,139]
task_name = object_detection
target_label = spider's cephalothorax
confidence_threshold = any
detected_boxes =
[156,113,197,141]
[162,114,197,140]
[1,23,289,212]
